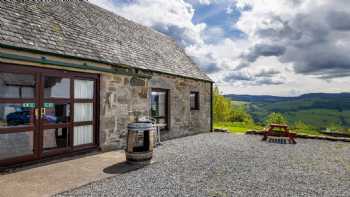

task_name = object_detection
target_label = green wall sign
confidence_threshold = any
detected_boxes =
[22,103,36,108]
[44,103,54,108]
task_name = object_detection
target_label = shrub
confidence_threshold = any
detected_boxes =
[265,112,287,126]
[213,87,232,122]
[292,120,313,132]
[213,86,254,125]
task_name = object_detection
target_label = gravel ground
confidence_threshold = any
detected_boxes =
[56,133,350,197]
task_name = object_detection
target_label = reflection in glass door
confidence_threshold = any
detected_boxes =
[0,68,38,164]
[41,75,71,156]
[40,76,97,155]
[0,64,98,166]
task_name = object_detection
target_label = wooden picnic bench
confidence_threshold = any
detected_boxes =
[262,124,297,144]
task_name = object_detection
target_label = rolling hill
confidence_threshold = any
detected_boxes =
[225,93,350,130]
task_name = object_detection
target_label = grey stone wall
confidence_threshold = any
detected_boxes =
[149,73,212,140]
[99,72,211,151]
[99,74,150,151]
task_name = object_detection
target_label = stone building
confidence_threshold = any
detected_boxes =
[0,1,212,166]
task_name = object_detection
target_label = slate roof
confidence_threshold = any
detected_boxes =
[0,1,212,82]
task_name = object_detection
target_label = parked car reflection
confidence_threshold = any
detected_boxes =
[42,104,70,124]
[4,105,32,126]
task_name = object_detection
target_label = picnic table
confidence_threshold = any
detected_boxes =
[262,124,296,144]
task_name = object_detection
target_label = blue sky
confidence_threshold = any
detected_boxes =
[91,0,350,96]
[192,2,243,39]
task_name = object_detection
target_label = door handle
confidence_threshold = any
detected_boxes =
[34,108,39,121]
[41,108,46,119]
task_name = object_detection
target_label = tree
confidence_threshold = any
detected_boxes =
[265,112,287,126]
[212,86,254,124]
[213,87,232,122]
[327,122,342,132]
[293,120,310,132]
[229,104,253,125]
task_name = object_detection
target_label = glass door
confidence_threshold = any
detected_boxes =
[72,78,95,148]
[0,63,99,165]
[40,74,97,156]
[40,75,72,156]
[0,66,39,165]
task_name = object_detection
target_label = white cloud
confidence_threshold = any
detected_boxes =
[202,26,225,43]
[90,0,350,96]
[186,0,214,5]
[90,0,205,46]
[90,0,243,75]
[235,0,350,78]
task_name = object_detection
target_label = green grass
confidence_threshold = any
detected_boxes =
[231,100,250,106]
[214,122,262,133]
[214,121,325,136]
[292,129,323,136]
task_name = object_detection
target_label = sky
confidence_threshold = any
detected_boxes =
[90,0,350,96]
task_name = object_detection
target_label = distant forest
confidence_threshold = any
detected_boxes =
[225,93,350,131]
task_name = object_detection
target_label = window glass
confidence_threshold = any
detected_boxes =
[190,92,199,110]
[43,128,69,151]
[74,125,93,146]
[0,131,33,160]
[0,103,34,128]
[151,91,166,117]
[151,90,168,129]
[74,103,93,122]
[42,103,70,124]
[44,77,70,98]
[74,80,94,99]
[0,72,35,98]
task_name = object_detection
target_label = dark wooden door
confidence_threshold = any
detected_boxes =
[39,73,72,157]
[0,63,99,166]
[0,65,40,165]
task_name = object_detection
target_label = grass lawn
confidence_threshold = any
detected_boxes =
[294,129,323,136]
[214,122,326,137]
[214,122,262,133]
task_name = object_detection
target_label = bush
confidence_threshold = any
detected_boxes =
[229,104,253,124]
[293,120,310,131]
[213,87,232,122]
[265,112,287,126]
[213,86,254,125]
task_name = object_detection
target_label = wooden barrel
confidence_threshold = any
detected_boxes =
[125,151,153,165]
[126,122,154,165]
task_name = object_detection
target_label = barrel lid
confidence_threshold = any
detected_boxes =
[128,122,153,130]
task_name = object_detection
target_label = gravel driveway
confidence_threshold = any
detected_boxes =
[57,133,350,197]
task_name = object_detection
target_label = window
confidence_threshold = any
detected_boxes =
[0,131,33,160]
[0,72,35,99]
[73,79,95,146]
[43,128,69,152]
[44,76,70,98]
[0,103,34,128]
[151,89,169,130]
[74,80,94,99]
[190,92,200,110]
